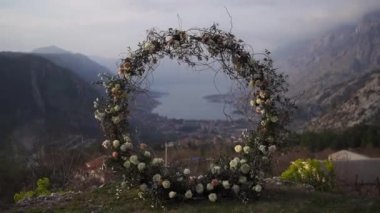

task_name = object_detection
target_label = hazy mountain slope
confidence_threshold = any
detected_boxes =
[277,10,380,129]
[0,52,101,151]
[308,70,380,130]
[32,46,110,84]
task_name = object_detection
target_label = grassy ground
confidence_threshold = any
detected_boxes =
[9,183,380,213]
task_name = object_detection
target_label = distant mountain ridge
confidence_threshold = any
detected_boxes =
[0,52,101,152]
[277,9,380,130]
[32,46,111,84]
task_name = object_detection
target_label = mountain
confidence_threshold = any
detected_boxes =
[0,52,101,152]
[32,46,111,84]
[32,45,71,54]
[308,70,380,130]
[277,10,380,130]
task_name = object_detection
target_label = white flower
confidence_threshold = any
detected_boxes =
[183,168,191,175]
[206,183,214,191]
[140,183,148,192]
[129,155,139,165]
[208,193,217,202]
[102,140,111,149]
[120,144,127,152]
[94,110,105,121]
[137,162,146,171]
[232,184,240,194]
[113,105,121,112]
[144,151,151,158]
[243,146,251,154]
[144,42,154,51]
[169,191,176,199]
[162,180,171,189]
[112,140,120,148]
[256,98,263,105]
[253,184,262,192]
[165,36,173,42]
[240,158,247,164]
[259,145,266,153]
[249,100,255,107]
[229,159,238,169]
[270,116,278,123]
[259,91,267,99]
[152,174,161,183]
[111,116,122,124]
[184,190,193,199]
[211,166,221,175]
[268,145,277,153]
[234,145,242,153]
[120,142,133,152]
[240,164,251,174]
[152,158,164,166]
[196,183,204,194]
[222,180,230,189]
[238,176,247,184]
[123,160,131,169]
[233,157,240,162]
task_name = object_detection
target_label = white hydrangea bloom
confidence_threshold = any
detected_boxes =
[129,155,139,165]
[195,183,204,194]
[123,160,131,169]
[169,191,176,198]
[234,145,242,153]
[137,162,146,171]
[240,158,247,164]
[211,166,221,175]
[183,168,191,175]
[162,180,171,189]
[253,184,262,192]
[243,146,251,154]
[229,159,238,169]
[206,183,214,191]
[222,180,230,189]
[232,184,240,194]
[152,174,161,183]
[184,190,193,199]
[238,176,247,184]
[152,158,164,166]
[112,140,120,148]
[144,151,151,158]
[240,163,251,174]
[208,193,217,202]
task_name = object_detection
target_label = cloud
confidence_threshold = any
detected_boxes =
[1,0,380,57]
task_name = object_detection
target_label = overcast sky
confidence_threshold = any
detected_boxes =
[1,0,380,58]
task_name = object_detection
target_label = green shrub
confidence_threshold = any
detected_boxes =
[14,177,51,202]
[280,159,335,191]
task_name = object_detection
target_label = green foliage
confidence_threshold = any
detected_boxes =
[288,124,380,151]
[14,177,51,202]
[281,159,335,191]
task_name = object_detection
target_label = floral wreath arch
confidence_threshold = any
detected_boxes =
[94,25,291,207]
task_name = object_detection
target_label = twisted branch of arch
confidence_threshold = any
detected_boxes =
[94,25,292,206]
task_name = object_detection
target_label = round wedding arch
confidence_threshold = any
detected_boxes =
[94,25,292,207]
